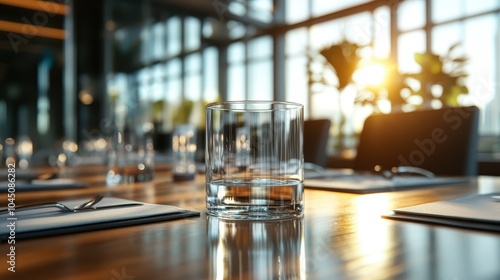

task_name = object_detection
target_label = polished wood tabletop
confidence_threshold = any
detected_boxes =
[1,165,500,280]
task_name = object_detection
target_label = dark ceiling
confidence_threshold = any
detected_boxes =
[0,0,273,97]
[0,0,65,101]
[0,0,273,146]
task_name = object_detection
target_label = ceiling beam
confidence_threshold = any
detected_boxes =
[0,20,65,40]
[152,0,272,30]
[271,0,397,33]
[0,0,68,15]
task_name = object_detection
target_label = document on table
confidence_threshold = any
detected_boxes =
[383,192,500,231]
[0,197,200,240]
[0,179,86,192]
[305,174,469,193]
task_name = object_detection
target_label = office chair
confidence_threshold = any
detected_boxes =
[354,106,479,176]
[303,119,331,167]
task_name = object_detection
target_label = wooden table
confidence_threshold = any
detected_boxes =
[1,166,500,279]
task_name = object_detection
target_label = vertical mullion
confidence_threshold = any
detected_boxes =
[425,0,432,52]
[273,0,286,101]
[495,11,500,135]
[180,16,185,101]
[244,1,250,100]
[64,0,76,142]
[200,17,205,102]
[390,1,399,63]
[218,45,228,101]
[245,37,249,99]
[307,0,313,117]
[164,17,169,109]
[103,0,112,121]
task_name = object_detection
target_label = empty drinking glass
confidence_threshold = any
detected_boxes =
[205,100,304,220]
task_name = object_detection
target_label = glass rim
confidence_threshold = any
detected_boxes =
[206,100,303,112]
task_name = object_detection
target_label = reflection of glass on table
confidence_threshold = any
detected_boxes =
[207,217,305,279]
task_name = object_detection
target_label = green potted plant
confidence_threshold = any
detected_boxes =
[407,43,469,108]
[309,40,470,154]
[308,39,364,152]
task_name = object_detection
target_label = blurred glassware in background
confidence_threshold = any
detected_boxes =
[49,139,79,177]
[79,136,108,165]
[172,124,197,181]
[0,138,3,167]
[15,136,33,169]
[106,86,154,185]
[235,127,251,169]
[62,139,79,166]
[4,138,16,167]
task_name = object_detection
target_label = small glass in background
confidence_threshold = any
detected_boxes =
[15,136,33,169]
[172,124,197,181]
[0,138,4,167]
[4,138,16,167]
[49,139,79,177]
[235,127,251,170]
[106,122,155,185]
[106,87,155,185]
[79,136,108,166]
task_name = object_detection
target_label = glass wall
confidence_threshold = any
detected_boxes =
[278,0,500,153]
[106,0,500,156]
[107,14,219,134]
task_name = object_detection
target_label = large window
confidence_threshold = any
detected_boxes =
[228,42,246,100]
[227,37,274,100]
[106,0,500,155]
[430,14,500,136]
[279,0,500,152]
[108,15,219,132]
[283,4,391,141]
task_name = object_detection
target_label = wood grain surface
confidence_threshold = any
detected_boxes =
[1,165,499,280]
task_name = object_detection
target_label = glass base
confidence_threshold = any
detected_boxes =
[106,167,153,185]
[206,179,304,220]
[206,204,303,220]
[173,172,196,182]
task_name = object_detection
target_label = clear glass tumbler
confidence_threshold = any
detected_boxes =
[106,85,154,185]
[172,124,197,181]
[206,100,304,220]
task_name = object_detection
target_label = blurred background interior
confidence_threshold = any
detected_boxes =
[0,0,499,173]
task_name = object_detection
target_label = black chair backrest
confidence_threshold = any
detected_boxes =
[304,119,331,167]
[354,106,479,176]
